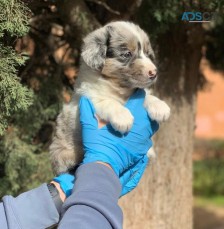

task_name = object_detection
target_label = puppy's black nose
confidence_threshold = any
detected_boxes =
[148,69,157,79]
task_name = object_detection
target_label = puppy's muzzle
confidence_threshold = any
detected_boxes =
[148,69,157,81]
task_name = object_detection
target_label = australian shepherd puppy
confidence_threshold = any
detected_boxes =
[50,21,170,174]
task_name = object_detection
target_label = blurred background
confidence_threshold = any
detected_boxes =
[194,62,224,229]
[0,0,224,228]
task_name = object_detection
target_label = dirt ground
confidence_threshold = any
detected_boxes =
[193,148,224,229]
[194,205,224,229]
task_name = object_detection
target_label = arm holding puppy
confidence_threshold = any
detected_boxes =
[58,89,159,229]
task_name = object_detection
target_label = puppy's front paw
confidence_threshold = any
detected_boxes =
[147,147,156,159]
[145,98,170,122]
[110,108,134,133]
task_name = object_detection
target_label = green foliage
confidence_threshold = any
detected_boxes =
[137,0,224,70]
[14,76,63,137]
[0,71,62,196]
[0,129,38,195]
[205,13,224,71]
[0,0,30,37]
[0,71,62,197]
[0,128,53,197]
[195,196,224,207]
[0,0,66,197]
[0,0,55,197]
[0,0,34,196]
[0,0,33,135]
[0,46,33,135]
[0,57,63,196]
[137,0,222,39]
[193,159,224,196]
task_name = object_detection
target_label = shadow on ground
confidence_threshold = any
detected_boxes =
[194,206,224,229]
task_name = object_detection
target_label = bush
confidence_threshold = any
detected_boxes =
[193,159,224,196]
[0,0,62,198]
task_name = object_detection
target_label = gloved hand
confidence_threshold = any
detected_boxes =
[52,161,149,197]
[53,173,74,197]
[79,89,159,195]
[119,154,149,196]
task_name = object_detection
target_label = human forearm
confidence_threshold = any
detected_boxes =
[0,184,59,229]
[59,163,123,229]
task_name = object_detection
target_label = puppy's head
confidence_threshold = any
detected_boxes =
[81,21,157,88]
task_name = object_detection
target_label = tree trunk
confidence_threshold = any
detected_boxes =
[119,24,204,229]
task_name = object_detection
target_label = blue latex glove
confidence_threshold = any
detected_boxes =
[52,157,148,197]
[79,89,159,195]
[119,154,149,196]
[53,173,75,197]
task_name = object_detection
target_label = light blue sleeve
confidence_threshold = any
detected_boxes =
[0,184,59,229]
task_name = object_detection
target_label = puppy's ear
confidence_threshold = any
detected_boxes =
[81,26,112,71]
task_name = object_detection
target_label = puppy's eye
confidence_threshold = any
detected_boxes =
[121,52,132,59]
